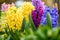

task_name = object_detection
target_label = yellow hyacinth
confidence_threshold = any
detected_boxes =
[0,20,5,32]
[0,20,6,28]
[15,10,23,30]
[0,13,7,29]
[20,2,35,22]
[5,5,17,14]
[1,2,34,31]
[5,6,23,30]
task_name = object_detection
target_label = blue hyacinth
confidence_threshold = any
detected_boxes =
[41,6,58,28]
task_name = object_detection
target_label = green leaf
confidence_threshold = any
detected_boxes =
[52,28,59,39]
[29,14,36,31]
[25,22,30,29]
[0,31,5,35]
[39,25,47,34]
[0,36,4,40]
[35,29,46,40]
[24,35,37,40]
[21,18,26,32]
[5,35,11,40]
[39,24,45,30]
[46,13,52,29]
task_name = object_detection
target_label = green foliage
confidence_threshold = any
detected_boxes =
[20,26,60,40]
[0,31,5,35]
[46,13,52,29]
[21,18,26,32]
[29,15,36,31]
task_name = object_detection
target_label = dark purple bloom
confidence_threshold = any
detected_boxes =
[31,0,44,28]
[31,7,43,28]
[41,6,58,28]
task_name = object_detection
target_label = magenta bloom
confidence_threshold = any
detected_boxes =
[1,3,8,12]
[31,7,43,28]
[31,0,44,28]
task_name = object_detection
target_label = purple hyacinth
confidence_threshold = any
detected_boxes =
[32,0,45,10]
[31,7,43,28]
[31,0,44,28]
[41,6,58,28]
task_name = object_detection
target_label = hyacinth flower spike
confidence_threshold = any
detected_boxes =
[32,0,45,10]
[50,7,58,28]
[31,0,44,28]
[41,6,58,28]
[1,3,8,12]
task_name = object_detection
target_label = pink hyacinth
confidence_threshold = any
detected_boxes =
[11,3,15,6]
[1,3,8,12]
[1,3,15,12]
